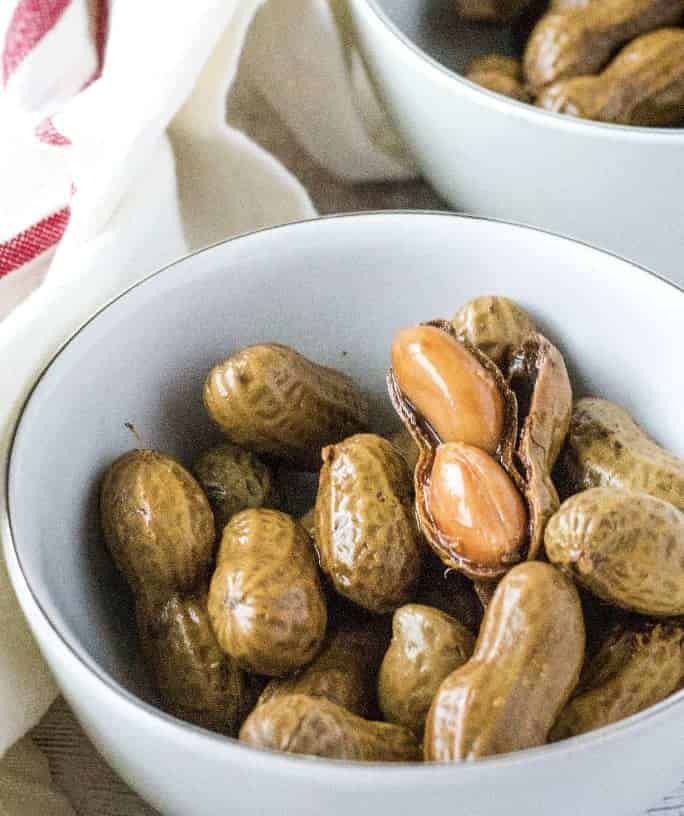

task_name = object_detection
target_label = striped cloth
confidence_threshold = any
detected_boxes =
[0,0,413,320]
[0,0,107,317]
[0,2,413,813]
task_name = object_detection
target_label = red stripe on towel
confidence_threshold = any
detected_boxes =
[0,207,70,278]
[2,0,72,86]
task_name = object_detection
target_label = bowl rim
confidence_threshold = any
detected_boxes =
[355,0,684,140]
[6,209,684,776]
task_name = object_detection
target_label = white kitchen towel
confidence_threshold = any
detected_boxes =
[0,0,415,772]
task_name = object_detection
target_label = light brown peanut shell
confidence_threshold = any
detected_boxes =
[464,58,531,103]
[204,344,368,470]
[100,449,215,601]
[466,70,532,102]
[137,593,253,735]
[378,605,475,734]
[557,397,684,511]
[240,694,421,762]
[508,333,572,560]
[257,623,388,717]
[545,487,684,616]
[523,0,684,90]
[551,622,684,740]
[208,509,327,675]
[425,562,585,761]
[193,443,278,532]
[453,296,537,367]
[537,29,684,126]
[315,434,422,614]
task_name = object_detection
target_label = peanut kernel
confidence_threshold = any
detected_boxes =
[427,442,527,568]
[391,325,504,453]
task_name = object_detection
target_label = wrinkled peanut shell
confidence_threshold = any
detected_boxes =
[454,295,536,367]
[208,509,327,675]
[137,592,253,735]
[551,622,684,739]
[425,562,584,761]
[100,449,215,602]
[204,344,368,470]
[379,604,475,734]
[240,694,421,761]
[523,0,684,90]
[545,487,684,616]
[315,434,422,614]
[557,397,684,512]
[193,443,278,532]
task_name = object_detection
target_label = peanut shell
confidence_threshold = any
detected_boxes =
[557,397,684,511]
[425,562,584,760]
[204,344,368,470]
[208,509,327,675]
[315,434,422,614]
[551,622,684,739]
[240,694,421,762]
[545,487,684,616]
[100,449,215,601]
[378,604,475,734]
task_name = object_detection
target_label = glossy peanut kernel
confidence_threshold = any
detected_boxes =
[426,442,527,569]
[391,325,504,453]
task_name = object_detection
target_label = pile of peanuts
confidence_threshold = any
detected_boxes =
[99,295,684,763]
[459,0,684,126]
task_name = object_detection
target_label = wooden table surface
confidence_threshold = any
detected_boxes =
[28,52,684,816]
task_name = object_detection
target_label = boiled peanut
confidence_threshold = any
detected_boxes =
[137,593,253,734]
[467,56,523,79]
[426,442,527,570]
[558,397,684,512]
[208,509,327,675]
[391,325,504,454]
[257,623,388,717]
[425,562,584,761]
[453,296,536,367]
[545,487,684,616]
[100,449,215,601]
[240,694,421,761]
[551,622,684,740]
[457,0,534,22]
[204,344,368,470]
[523,0,684,90]
[390,428,419,472]
[315,434,422,614]
[378,604,475,734]
[537,29,684,126]
[465,59,531,103]
[193,443,278,532]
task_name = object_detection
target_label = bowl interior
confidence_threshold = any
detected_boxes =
[373,0,523,75]
[8,212,684,717]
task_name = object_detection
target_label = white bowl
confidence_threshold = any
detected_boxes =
[5,212,684,816]
[349,0,684,285]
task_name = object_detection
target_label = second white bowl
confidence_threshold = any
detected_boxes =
[350,0,684,285]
